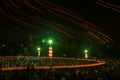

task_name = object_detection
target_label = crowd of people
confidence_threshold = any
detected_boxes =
[0,56,97,67]
[0,57,120,80]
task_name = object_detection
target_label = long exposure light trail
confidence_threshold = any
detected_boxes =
[95,0,120,13]
[0,0,112,44]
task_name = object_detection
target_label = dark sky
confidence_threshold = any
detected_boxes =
[55,0,120,40]
[0,0,120,42]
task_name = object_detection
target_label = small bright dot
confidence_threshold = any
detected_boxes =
[48,39,53,45]
[42,39,45,43]
[37,47,41,50]
[84,50,88,53]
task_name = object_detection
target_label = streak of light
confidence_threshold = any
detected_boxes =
[95,0,120,13]
[0,0,112,44]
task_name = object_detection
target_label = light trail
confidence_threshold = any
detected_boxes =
[95,0,120,13]
[0,0,112,44]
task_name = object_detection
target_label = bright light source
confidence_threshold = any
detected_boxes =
[48,39,53,45]
[85,53,88,58]
[84,49,88,58]
[48,46,53,59]
[84,49,88,53]
[37,47,41,57]
[37,47,41,51]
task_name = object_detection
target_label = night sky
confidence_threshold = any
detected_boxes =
[55,0,120,40]
[0,0,120,42]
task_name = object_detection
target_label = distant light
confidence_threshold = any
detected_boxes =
[37,47,41,57]
[37,47,41,50]
[49,47,53,50]
[42,39,45,43]
[84,49,88,53]
[84,49,88,58]
[48,39,53,45]
[48,46,53,59]
[2,44,5,47]
[85,53,88,58]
